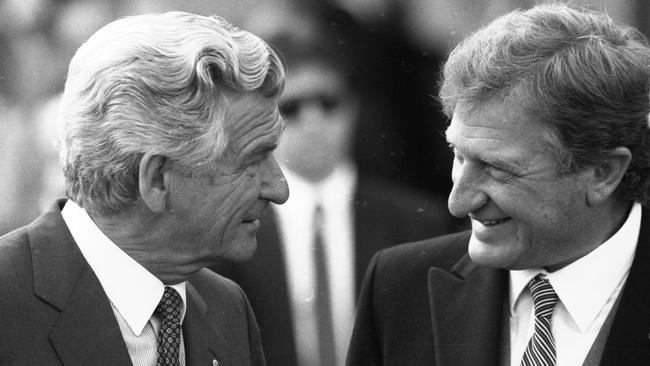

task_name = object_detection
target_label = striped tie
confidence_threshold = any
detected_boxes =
[520,276,559,366]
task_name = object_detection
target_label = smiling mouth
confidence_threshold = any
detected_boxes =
[477,217,511,226]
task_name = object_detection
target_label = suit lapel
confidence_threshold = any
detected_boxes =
[600,207,650,365]
[183,283,224,366]
[428,253,507,366]
[353,184,376,294]
[30,201,131,366]
[250,207,297,364]
[48,266,133,365]
[214,207,296,364]
[353,180,407,294]
[424,207,650,366]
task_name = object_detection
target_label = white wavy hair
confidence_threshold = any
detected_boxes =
[57,11,285,215]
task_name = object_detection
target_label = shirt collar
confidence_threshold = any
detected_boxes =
[510,202,641,331]
[61,200,187,336]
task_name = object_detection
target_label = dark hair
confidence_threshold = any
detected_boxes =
[440,2,650,204]
[244,3,362,87]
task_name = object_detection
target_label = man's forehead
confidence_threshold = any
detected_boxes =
[224,93,280,130]
[224,92,277,116]
[447,100,556,162]
[446,100,538,138]
[225,96,282,151]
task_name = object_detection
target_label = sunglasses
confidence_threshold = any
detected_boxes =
[279,94,342,119]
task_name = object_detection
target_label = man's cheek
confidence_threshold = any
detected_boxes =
[215,184,256,216]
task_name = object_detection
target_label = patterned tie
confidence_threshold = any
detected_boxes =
[520,276,559,366]
[155,286,183,366]
[313,204,336,366]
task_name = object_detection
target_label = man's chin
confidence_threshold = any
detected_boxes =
[221,238,258,263]
[467,236,519,269]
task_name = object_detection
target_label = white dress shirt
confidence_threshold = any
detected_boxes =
[61,200,187,366]
[274,163,357,366]
[509,202,641,366]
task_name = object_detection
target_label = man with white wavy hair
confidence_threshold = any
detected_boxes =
[0,11,288,366]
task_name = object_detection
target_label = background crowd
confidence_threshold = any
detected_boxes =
[0,0,643,235]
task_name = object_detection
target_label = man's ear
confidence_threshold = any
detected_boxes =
[586,147,632,206]
[139,153,169,213]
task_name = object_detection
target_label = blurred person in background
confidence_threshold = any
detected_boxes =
[6,0,638,238]
[213,3,455,366]
[0,96,35,235]
[0,11,288,365]
[0,0,59,235]
[348,3,650,365]
[32,0,116,213]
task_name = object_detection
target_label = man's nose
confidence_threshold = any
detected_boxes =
[261,155,290,204]
[447,162,488,218]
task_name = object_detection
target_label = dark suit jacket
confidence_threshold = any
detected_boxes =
[0,200,266,366]
[346,208,650,365]
[214,176,456,366]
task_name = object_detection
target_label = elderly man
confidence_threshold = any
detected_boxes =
[0,12,288,366]
[347,3,650,366]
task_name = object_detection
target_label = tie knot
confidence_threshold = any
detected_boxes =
[528,276,558,319]
[155,286,182,323]
[314,203,323,220]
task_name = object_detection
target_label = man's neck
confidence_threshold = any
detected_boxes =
[545,199,633,272]
[89,205,187,284]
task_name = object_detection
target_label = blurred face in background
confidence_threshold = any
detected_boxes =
[276,61,358,182]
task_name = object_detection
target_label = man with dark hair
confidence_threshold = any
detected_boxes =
[0,11,288,365]
[348,3,650,365]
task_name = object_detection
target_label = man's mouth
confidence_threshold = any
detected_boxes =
[476,217,511,226]
[242,204,269,225]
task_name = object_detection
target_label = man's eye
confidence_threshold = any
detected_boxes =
[452,148,464,164]
[250,151,272,165]
[486,165,514,181]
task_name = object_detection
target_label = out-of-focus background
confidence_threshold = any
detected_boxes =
[0,0,645,235]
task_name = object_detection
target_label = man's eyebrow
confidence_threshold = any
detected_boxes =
[485,156,517,170]
[249,141,278,157]
[446,138,523,172]
[484,149,531,173]
[278,114,286,133]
